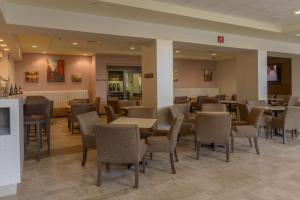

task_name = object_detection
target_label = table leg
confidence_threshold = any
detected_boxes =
[36,122,41,161]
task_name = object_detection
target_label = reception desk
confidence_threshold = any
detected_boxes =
[0,97,24,197]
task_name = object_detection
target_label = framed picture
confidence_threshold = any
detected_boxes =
[204,68,213,81]
[71,73,82,82]
[173,69,179,81]
[47,58,65,82]
[25,71,39,83]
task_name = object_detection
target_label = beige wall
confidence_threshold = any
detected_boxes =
[215,59,237,97]
[0,52,15,84]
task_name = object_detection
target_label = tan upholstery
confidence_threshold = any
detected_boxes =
[147,106,184,174]
[246,100,271,129]
[216,94,226,101]
[201,103,227,112]
[271,106,300,144]
[174,96,189,104]
[107,100,121,114]
[77,111,100,166]
[195,112,231,162]
[95,124,147,188]
[69,103,95,134]
[173,104,194,138]
[287,96,299,106]
[237,104,249,122]
[196,96,208,110]
[231,108,264,154]
[94,97,101,115]
[104,105,119,123]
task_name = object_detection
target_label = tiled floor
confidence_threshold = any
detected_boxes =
[3,117,300,200]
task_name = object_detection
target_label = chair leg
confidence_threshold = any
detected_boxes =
[142,156,146,173]
[134,162,139,188]
[248,138,253,147]
[105,163,110,172]
[150,152,153,160]
[225,144,230,162]
[81,147,88,167]
[196,141,200,160]
[174,148,179,162]
[283,130,287,144]
[254,137,260,155]
[231,137,234,153]
[47,121,51,155]
[169,153,176,174]
[96,162,102,187]
[71,122,74,134]
[194,132,197,150]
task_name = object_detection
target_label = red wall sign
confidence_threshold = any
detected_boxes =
[218,36,224,43]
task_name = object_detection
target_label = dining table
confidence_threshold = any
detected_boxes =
[256,105,286,117]
[220,100,238,113]
[110,117,157,129]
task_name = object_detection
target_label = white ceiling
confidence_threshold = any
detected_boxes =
[155,0,300,27]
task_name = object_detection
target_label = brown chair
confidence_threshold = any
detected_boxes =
[95,124,147,188]
[69,98,90,105]
[204,97,219,104]
[216,94,226,101]
[94,97,101,115]
[231,108,264,154]
[270,107,300,144]
[237,103,249,122]
[201,103,227,112]
[147,107,184,174]
[173,103,194,140]
[104,105,120,123]
[70,103,95,134]
[77,111,100,166]
[195,112,231,162]
[107,100,122,114]
[195,96,208,111]
[231,94,237,101]
[174,96,189,104]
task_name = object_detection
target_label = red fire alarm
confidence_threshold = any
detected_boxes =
[218,36,224,43]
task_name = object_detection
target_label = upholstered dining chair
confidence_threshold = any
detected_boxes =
[173,103,194,141]
[70,103,95,134]
[237,103,249,122]
[94,97,101,115]
[201,103,227,112]
[77,111,100,166]
[195,112,231,162]
[95,124,147,188]
[196,95,208,111]
[174,96,189,104]
[216,94,226,101]
[270,106,300,144]
[104,105,120,123]
[231,108,264,154]
[147,107,184,174]
[107,100,122,114]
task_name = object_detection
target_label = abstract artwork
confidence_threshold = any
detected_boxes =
[25,71,39,83]
[47,58,65,82]
[71,73,82,82]
[204,68,213,81]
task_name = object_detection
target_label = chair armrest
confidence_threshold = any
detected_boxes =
[234,125,257,137]
[153,130,169,136]
[232,121,248,126]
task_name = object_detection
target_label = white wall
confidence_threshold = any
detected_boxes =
[215,58,237,96]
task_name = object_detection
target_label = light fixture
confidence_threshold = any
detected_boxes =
[3,48,10,51]
[83,53,87,56]
[295,10,300,14]
[175,50,180,53]
[32,45,37,48]
[296,34,300,37]
[1,44,7,47]
[130,46,135,50]
[42,51,47,54]
[73,42,78,45]
[212,53,217,56]
[0,39,4,42]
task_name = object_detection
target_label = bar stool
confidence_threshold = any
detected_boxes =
[24,115,50,161]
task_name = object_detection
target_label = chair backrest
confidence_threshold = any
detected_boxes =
[246,100,267,111]
[25,95,48,103]
[196,96,208,109]
[95,124,140,163]
[237,103,249,121]
[107,100,121,114]
[77,111,100,136]
[173,103,190,116]
[201,103,227,112]
[287,96,299,106]
[71,103,95,122]
[216,94,226,101]
[174,96,189,104]
[246,108,264,128]
[167,108,184,152]
[104,105,118,123]
[284,107,300,130]
[195,112,231,144]
[69,98,90,105]
[204,97,219,104]
[295,102,300,107]
[127,107,155,118]
[94,97,101,114]
[24,100,51,118]
[231,94,237,101]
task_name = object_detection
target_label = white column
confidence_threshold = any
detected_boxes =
[236,50,268,102]
[292,58,300,97]
[142,39,173,129]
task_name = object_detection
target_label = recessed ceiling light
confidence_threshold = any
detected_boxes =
[130,46,135,50]
[42,51,47,54]
[296,34,300,37]
[32,45,37,48]
[3,48,10,51]
[175,50,180,53]
[295,10,300,14]
[83,53,87,56]
[0,39,4,42]
[1,44,7,47]
[73,42,78,45]
[212,53,217,56]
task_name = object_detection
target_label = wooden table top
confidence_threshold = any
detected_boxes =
[257,106,286,111]
[110,117,157,129]
[220,100,238,104]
